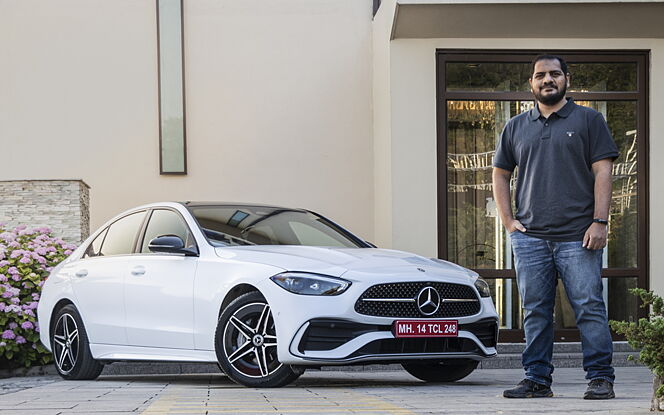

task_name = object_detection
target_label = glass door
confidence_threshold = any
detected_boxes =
[436,51,648,342]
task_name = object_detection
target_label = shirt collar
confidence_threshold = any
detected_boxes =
[529,97,575,121]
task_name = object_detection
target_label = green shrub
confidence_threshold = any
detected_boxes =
[610,288,664,397]
[0,224,75,370]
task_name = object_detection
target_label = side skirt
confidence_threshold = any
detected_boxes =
[90,344,217,362]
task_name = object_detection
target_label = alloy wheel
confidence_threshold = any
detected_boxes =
[222,302,281,378]
[53,313,80,374]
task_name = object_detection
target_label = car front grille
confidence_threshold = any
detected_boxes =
[355,281,480,318]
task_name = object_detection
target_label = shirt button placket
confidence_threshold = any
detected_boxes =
[542,119,551,140]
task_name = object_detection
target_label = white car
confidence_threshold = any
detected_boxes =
[38,202,498,387]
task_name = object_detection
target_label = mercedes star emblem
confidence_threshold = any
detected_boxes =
[416,286,441,316]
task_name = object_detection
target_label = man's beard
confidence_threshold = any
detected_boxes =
[533,82,567,105]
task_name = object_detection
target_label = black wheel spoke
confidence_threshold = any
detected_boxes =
[57,347,69,369]
[255,304,271,335]
[228,340,254,364]
[254,347,269,377]
[53,334,66,347]
[230,316,255,339]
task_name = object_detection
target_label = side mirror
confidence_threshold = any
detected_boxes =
[148,235,198,256]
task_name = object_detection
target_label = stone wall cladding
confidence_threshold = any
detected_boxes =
[0,180,90,244]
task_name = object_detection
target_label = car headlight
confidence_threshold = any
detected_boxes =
[270,272,351,296]
[474,277,491,298]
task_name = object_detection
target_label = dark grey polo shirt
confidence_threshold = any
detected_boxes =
[493,98,619,241]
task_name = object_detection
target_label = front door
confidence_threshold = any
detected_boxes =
[124,208,198,349]
[436,51,648,342]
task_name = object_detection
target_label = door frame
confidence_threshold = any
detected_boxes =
[435,49,650,342]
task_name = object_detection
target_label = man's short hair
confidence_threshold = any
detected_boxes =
[531,54,569,75]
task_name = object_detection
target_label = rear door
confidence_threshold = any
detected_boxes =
[70,211,147,345]
[123,208,198,349]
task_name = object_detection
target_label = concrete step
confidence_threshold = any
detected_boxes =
[479,352,643,369]
[497,341,638,354]
[2,342,642,378]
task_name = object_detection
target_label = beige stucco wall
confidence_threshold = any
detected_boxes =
[0,0,374,240]
[379,37,664,295]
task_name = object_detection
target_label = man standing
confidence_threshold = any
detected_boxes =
[492,55,618,400]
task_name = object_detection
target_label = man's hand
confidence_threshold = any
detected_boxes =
[506,219,526,233]
[583,222,608,250]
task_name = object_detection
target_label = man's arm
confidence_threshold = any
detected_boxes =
[492,167,526,233]
[583,158,613,249]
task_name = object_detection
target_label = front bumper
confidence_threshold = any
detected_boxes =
[257,275,499,365]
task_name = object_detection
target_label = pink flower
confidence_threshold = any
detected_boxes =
[21,321,34,330]
[19,256,31,264]
[64,250,72,256]
[35,247,47,256]
[7,267,18,275]
[24,309,35,317]
[0,341,6,347]
[0,302,5,311]
[28,302,38,310]
[1,330,15,340]
[12,274,21,282]
[0,260,9,267]
[14,225,26,231]
[0,274,7,282]
[8,241,19,248]
[8,322,18,329]
[15,336,26,344]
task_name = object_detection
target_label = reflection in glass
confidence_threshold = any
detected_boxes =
[576,101,638,268]
[568,63,637,92]
[158,0,186,173]
[447,63,531,92]
[446,62,637,93]
[447,100,531,269]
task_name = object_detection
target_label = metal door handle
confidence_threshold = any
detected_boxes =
[131,266,146,276]
[74,269,88,278]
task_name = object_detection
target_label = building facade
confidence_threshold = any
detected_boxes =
[1,0,662,342]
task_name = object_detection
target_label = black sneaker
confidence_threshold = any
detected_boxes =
[503,379,553,398]
[584,378,615,400]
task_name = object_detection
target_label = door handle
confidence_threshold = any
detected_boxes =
[74,269,88,278]
[131,266,146,276]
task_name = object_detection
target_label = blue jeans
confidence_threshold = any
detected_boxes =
[510,231,615,387]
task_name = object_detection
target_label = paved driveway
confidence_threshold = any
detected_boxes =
[0,367,654,414]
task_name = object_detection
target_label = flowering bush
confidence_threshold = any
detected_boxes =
[0,224,76,370]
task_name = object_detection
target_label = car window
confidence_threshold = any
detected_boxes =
[82,227,108,258]
[99,211,147,256]
[141,209,193,253]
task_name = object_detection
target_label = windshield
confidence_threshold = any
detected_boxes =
[186,205,364,248]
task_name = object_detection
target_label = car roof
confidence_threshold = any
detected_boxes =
[178,201,293,210]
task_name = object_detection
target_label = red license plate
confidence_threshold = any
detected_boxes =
[393,320,458,338]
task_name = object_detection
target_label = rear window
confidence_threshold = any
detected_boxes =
[99,211,147,256]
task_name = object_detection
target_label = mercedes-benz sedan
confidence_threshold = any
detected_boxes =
[38,202,498,387]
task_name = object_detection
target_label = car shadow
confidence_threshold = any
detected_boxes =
[97,372,492,388]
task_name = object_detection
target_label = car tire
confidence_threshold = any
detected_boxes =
[402,359,478,382]
[51,304,104,380]
[215,291,300,387]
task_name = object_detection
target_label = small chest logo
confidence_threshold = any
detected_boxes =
[566,131,575,137]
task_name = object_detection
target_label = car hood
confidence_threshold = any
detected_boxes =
[214,246,475,283]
